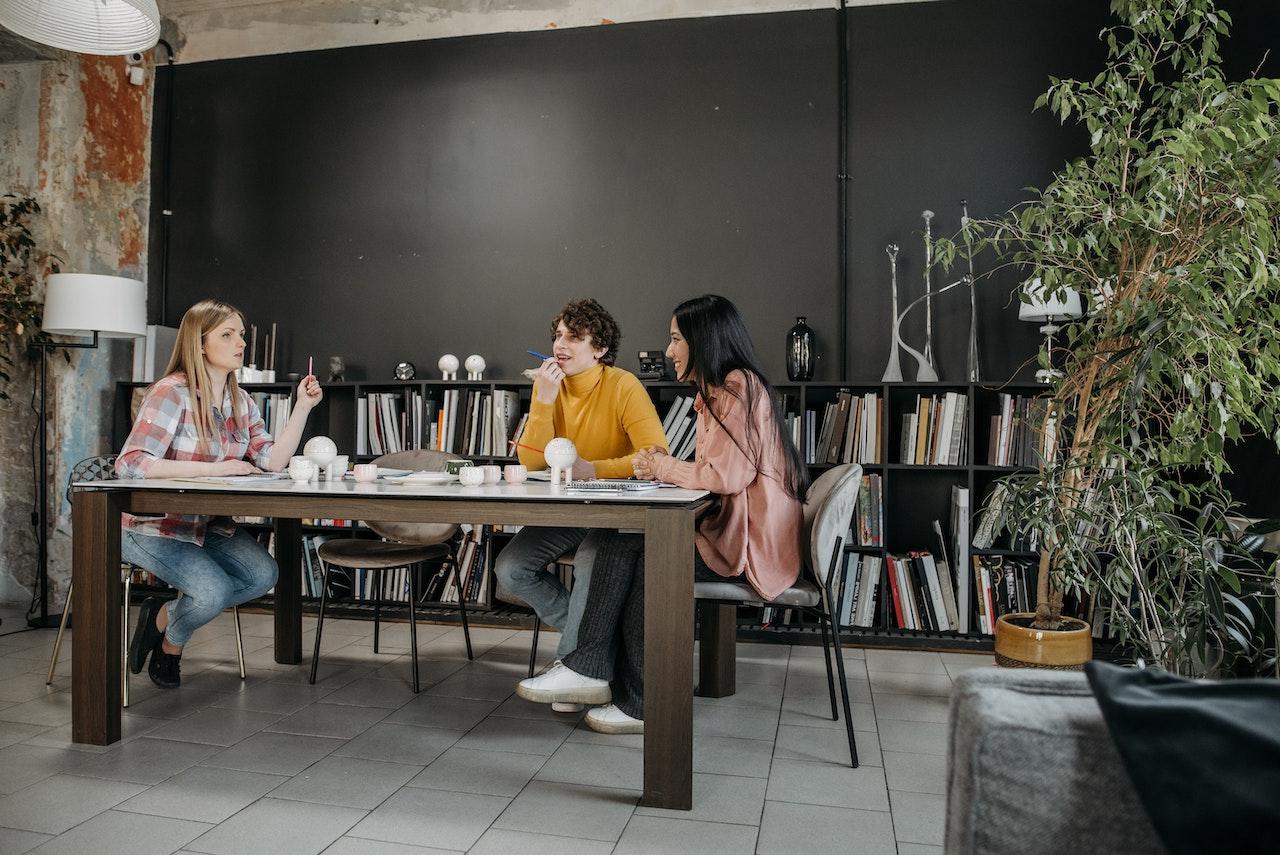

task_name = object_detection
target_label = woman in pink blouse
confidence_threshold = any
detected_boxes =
[116,299,322,689]
[517,294,808,733]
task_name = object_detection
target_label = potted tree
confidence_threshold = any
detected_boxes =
[940,0,1280,673]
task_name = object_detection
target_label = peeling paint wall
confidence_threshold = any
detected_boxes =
[0,54,152,609]
[161,0,926,62]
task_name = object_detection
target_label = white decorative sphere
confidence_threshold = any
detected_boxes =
[543,437,578,469]
[303,436,337,466]
[464,354,486,374]
[438,353,459,374]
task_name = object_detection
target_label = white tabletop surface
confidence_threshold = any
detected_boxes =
[74,476,709,504]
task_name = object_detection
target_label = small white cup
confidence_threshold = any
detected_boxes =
[503,464,528,484]
[326,455,349,481]
[288,458,316,483]
[458,467,486,487]
[479,464,502,484]
[353,463,378,483]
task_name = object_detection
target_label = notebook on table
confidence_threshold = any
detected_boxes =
[566,479,664,492]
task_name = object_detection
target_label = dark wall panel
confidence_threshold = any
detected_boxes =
[153,1,1274,385]
[161,13,837,381]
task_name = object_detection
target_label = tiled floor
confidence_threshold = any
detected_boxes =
[0,603,988,854]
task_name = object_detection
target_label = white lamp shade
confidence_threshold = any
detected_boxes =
[43,273,146,338]
[0,0,160,56]
[1019,278,1083,322]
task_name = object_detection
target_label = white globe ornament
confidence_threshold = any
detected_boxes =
[438,353,459,380]
[303,436,337,468]
[543,437,578,489]
[464,354,486,380]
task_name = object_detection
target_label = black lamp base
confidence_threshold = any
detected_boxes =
[28,612,65,630]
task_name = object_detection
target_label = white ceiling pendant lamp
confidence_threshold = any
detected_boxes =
[0,0,160,56]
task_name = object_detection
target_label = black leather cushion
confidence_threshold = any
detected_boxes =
[1086,661,1280,855]
[318,538,449,569]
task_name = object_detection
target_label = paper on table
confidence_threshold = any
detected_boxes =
[168,473,287,485]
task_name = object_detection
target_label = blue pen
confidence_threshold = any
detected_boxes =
[527,350,551,360]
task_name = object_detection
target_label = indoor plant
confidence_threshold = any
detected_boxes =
[1,193,56,401]
[938,0,1280,673]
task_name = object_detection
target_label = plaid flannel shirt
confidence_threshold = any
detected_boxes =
[116,373,275,545]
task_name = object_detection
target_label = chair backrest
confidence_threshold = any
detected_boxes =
[66,455,118,505]
[801,463,863,590]
[364,449,461,544]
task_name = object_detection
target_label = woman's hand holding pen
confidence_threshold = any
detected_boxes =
[296,374,323,410]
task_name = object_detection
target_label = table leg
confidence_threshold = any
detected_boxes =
[274,517,303,664]
[641,506,694,810]
[71,490,123,745]
[696,601,737,698]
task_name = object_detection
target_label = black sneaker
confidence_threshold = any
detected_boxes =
[148,638,182,689]
[129,597,165,674]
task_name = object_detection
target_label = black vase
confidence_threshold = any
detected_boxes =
[786,317,814,381]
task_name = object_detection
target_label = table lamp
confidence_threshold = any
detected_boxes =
[1019,278,1083,382]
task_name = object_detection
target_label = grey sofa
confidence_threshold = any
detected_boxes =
[945,668,1166,855]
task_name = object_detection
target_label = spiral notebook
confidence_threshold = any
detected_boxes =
[566,479,663,492]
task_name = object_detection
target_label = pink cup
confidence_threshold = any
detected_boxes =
[480,464,502,484]
[353,463,379,483]
[503,464,528,484]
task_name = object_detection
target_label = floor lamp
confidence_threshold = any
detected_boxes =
[29,273,146,628]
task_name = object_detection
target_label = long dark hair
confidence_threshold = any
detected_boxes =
[673,295,808,502]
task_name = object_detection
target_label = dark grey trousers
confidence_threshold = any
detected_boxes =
[562,530,718,719]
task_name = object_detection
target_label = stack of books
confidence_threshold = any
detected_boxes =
[899,391,968,465]
[987,393,1053,467]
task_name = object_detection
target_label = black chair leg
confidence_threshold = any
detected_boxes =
[372,569,382,654]
[528,616,541,678]
[408,563,420,693]
[828,617,860,768]
[818,613,839,720]
[450,556,473,660]
[309,564,332,685]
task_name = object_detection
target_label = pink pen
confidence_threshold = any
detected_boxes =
[307,356,313,378]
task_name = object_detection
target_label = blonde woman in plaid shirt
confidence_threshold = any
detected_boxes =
[116,299,323,688]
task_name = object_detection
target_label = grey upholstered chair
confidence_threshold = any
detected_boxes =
[47,455,249,706]
[311,448,472,692]
[694,462,864,767]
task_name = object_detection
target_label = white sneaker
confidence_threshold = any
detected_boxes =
[585,703,644,734]
[516,661,611,705]
[551,702,585,713]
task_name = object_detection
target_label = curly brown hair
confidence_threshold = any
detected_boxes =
[551,298,621,365]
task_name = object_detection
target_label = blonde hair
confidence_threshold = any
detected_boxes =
[162,299,245,447]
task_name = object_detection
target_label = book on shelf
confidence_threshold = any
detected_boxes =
[899,392,968,465]
[659,396,697,460]
[971,555,1040,634]
[359,388,525,458]
[852,473,883,547]
[988,393,1052,467]
[948,486,972,633]
[834,552,882,628]
[249,391,293,439]
[805,390,882,466]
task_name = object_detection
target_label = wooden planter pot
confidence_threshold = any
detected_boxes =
[994,613,1092,670]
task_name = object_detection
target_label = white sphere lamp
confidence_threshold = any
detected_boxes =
[303,436,338,468]
[438,353,459,380]
[543,437,578,489]
[464,354,486,380]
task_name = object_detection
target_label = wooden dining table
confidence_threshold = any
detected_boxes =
[69,476,722,810]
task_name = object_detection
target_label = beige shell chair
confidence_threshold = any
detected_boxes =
[310,448,472,692]
[693,462,864,767]
[47,455,248,707]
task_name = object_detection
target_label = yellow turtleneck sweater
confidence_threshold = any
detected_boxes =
[517,364,668,478]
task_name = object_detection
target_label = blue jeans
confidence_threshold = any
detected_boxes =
[493,526,602,658]
[121,527,278,646]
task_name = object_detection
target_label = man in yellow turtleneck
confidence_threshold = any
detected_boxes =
[496,299,667,708]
